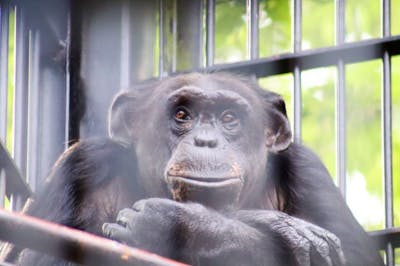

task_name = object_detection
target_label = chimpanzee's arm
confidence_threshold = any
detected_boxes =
[3,139,142,266]
[267,143,384,266]
[103,198,344,266]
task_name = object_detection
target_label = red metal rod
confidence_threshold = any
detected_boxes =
[0,208,189,266]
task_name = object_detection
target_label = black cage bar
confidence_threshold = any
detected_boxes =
[0,0,399,265]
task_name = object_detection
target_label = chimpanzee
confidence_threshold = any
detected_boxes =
[3,73,383,265]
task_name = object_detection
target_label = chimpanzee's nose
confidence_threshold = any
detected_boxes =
[194,130,218,148]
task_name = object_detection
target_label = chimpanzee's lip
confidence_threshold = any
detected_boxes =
[166,175,241,188]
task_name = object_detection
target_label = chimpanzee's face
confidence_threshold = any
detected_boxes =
[110,73,292,209]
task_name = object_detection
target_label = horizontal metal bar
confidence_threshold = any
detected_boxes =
[369,228,400,249]
[0,209,187,266]
[0,142,32,201]
[204,35,400,77]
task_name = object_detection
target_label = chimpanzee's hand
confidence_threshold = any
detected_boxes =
[102,199,345,266]
[102,198,272,265]
[237,210,346,266]
[102,198,188,258]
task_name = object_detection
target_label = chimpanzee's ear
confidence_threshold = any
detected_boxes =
[108,91,137,144]
[259,89,292,153]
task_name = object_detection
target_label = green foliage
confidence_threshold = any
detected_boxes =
[393,0,400,35]
[259,0,291,56]
[301,68,336,181]
[302,0,334,49]
[345,0,381,41]
[215,0,247,63]
[345,61,382,194]
[345,60,384,230]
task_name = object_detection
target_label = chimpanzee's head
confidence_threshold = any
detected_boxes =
[109,73,292,209]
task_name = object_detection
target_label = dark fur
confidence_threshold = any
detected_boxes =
[3,73,383,266]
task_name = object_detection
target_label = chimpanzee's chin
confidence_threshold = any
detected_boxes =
[166,176,243,210]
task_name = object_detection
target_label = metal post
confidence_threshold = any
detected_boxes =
[293,67,301,142]
[335,0,346,197]
[247,0,258,60]
[0,4,9,143]
[382,0,394,265]
[206,0,215,67]
[171,0,177,72]
[13,6,29,178]
[175,0,203,71]
[26,30,40,192]
[293,0,302,142]
[159,0,165,77]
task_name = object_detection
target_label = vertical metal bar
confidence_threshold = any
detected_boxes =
[0,169,5,208]
[247,0,258,60]
[206,0,215,67]
[13,7,29,178]
[65,6,71,147]
[336,60,346,196]
[0,5,9,143]
[27,30,40,192]
[336,0,345,45]
[382,1,394,265]
[171,0,177,72]
[159,0,165,77]
[336,0,346,196]
[123,1,158,81]
[293,0,302,142]
[67,1,82,144]
[175,0,203,71]
[383,0,391,37]
[120,0,131,90]
[382,50,394,266]
[293,67,301,142]
[198,0,204,68]
[293,0,302,53]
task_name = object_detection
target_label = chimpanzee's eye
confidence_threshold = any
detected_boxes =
[174,107,192,122]
[220,110,239,125]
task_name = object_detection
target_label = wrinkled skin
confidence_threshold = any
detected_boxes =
[103,198,345,266]
[2,73,383,266]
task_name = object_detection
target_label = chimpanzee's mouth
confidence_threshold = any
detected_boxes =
[165,174,244,208]
[166,175,241,188]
